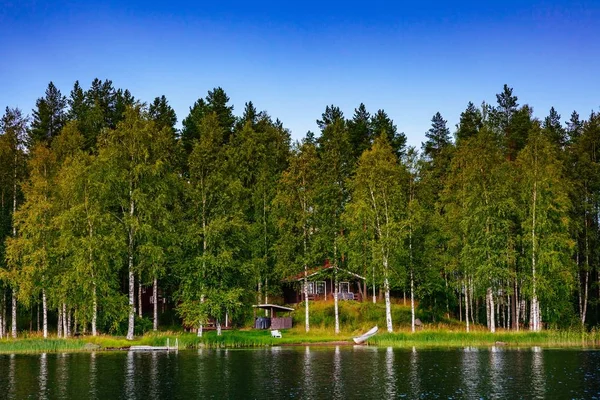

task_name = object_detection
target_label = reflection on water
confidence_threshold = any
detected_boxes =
[302,346,315,399]
[462,346,479,396]
[489,346,503,397]
[384,347,396,398]
[409,346,420,397]
[0,346,596,399]
[39,353,47,400]
[89,352,96,399]
[57,353,68,397]
[531,346,545,399]
[332,346,343,398]
[125,351,135,400]
[8,353,15,399]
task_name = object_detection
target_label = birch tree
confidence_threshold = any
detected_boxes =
[344,135,407,332]
[274,138,319,333]
[517,123,573,331]
[5,144,57,338]
[0,107,28,338]
[316,116,351,334]
[96,105,159,339]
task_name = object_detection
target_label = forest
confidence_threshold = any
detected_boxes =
[1,79,599,340]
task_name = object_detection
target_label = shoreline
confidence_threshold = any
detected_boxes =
[0,329,598,354]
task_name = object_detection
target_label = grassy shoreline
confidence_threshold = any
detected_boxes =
[0,328,598,354]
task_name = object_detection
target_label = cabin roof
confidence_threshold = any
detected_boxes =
[252,304,295,312]
[287,261,366,282]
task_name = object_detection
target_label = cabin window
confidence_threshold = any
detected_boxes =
[304,281,326,295]
[315,281,325,295]
[340,282,350,293]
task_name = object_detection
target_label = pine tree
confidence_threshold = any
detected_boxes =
[149,95,177,135]
[423,112,451,159]
[543,107,566,148]
[347,103,372,163]
[456,102,482,143]
[29,82,67,146]
[370,109,406,157]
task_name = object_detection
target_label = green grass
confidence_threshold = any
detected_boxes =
[1,302,598,353]
[0,338,88,353]
[369,329,600,348]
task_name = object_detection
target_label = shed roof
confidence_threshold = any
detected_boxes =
[252,304,295,312]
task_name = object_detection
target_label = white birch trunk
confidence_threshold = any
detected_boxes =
[138,274,143,318]
[531,178,539,332]
[384,273,393,333]
[216,320,222,336]
[0,295,3,339]
[409,225,415,333]
[514,279,519,332]
[92,284,97,336]
[372,265,376,304]
[153,277,158,331]
[334,265,339,335]
[11,292,17,338]
[126,191,135,340]
[581,270,589,326]
[197,324,203,337]
[1,290,5,338]
[57,307,62,338]
[410,268,415,333]
[303,215,310,333]
[62,303,67,337]
[464,280,470,332]
[488,287,495,333]
[42,289,48,338]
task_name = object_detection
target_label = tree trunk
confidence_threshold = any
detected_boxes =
[303,216,310,333]
[1,290,5,338]
[216,320,222,336]
[197,323,203,337]
[464,280,470,333]
[383,255,393,333]
[138,273,143,318]
[334,266,339,335]
[11,291,17,338]
[92,284,97,336]
[581,270,589,326]
[126,180,136,340]
[0,294,3,339]
[372,263,376,304]
[410,268,415,333]
[42,289,48,338]
[459,287,462,322]
[153,277,158,331]
[530,174,541,332]
[56,306,63,338]
[488,287,495,333]
[62,303,67,337]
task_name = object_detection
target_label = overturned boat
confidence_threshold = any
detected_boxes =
[353,326,378,344]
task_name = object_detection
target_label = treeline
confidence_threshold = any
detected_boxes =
[0,80,599,338]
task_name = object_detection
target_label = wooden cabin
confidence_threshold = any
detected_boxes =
[283,261,367,304]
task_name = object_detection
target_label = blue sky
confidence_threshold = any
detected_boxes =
[1,1,599,147]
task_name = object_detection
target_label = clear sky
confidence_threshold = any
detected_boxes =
[1,1,599,148]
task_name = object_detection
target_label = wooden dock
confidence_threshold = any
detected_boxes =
[129,338,179,351]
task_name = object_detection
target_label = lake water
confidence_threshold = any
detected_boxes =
[0,346,598,399]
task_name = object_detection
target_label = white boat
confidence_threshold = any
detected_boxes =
[353,326,378,344]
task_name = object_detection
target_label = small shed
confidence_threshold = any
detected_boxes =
[253,304,294,330]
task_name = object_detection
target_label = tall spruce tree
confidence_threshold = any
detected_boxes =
[29,82,67,146]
